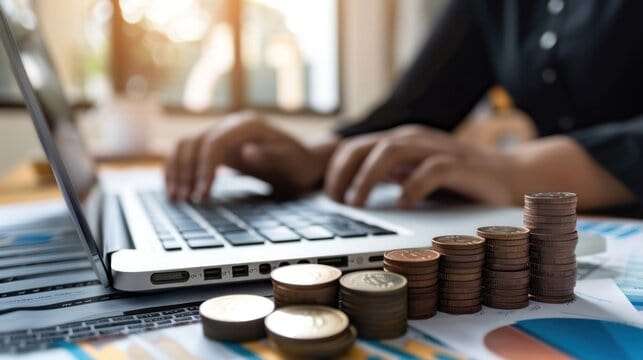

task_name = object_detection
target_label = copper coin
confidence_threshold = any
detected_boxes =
[530,261,576,272]
[529,246,576,255]
[530,287,575,296]
[383,261,438,275]
[486,243,529,252]
[440,298,481,307]
[439,272,481,281]
[529,231,578,241]
[529,269,577,279]
[440,291,481,300]
[384,248,440,267]
[439,266,484,275]
[529,254,576,265]
[484,299,530,309]
[484,293,529,303]
[530,294,575,303]
[484,238,530,247]
[484,288,529,297]
[487,249,530,259]
[440,259,485,269]
[441,278,482,289]
[407,279,439,288]
[476,226,530,240]
[408,285,438,295]
[524,192,577,204]
[486,263,528,272]
[392,271,438,281]
[483,268,529,279]
[524,223,577,234]
[524,207,576,217]
[432,235,486,250]
[408,312,437,320]
[487,256,529,265]
[432,245,486,256]
[438,304,482,314]
[523,214,577,224]
[484,279,530,290]
[439,252,486,263]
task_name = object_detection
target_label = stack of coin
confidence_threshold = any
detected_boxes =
[524,192,578,303]
[265,305,357,358]
[339,271,407,339]
[476,226,530,309]
[200,294,275,342]
[383,248,440,319]
[270,264,342,308]
[432,235,485,314]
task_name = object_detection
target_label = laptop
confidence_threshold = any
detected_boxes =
[0,3,437,293]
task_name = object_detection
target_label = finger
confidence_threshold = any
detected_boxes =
[165,141,182,200]
[324,136,376,202]
[399,155,458,208]
[176,137,202,201]
[346,140,432,207]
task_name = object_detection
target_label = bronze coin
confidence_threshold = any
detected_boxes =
[383,261,439,275]
[438,304,482,314]
[476,226,530,240]
[484,288,529,297]
[486,243,530,252]
[523,214,577,224]
[439,272,481,281]
[395,271,439,281]
[484,293,529,303]
[524,192,577,204]
[529,254,576,265]
[524,207,576,216]
[439,266,484,274]
[432,245,486,256]
[530,293,575,304]
[440,259,485,269]
[486,263,528,272]
[440,298,481,307]
[483,299,530,309]
[487,256,529,265]
[524,223,577,234]
[439,252,486,263]
[483,279,530,290]
[408,285,438,295]
[529,247,576,256]
[483,268,529,279]
[384,248,440,267]
[529,269,577,278]
[530,287,575,297]
[485,238,530,247]
[440,291,481,300]
[530,262,576,272]
[432,235,486,250]
[407,279,439,288]
[529,231,578,241]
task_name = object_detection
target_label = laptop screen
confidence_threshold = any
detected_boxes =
[0,1,110,285]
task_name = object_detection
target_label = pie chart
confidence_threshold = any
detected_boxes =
[484,318,643,360]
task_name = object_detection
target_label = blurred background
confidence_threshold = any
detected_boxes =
[0,0,535,190]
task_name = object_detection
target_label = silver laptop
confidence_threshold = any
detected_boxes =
[0,4,433,292]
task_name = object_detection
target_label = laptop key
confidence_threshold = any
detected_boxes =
[259,227,300,243]
[321,220,368,238]
[162,241,182,251]
[223,231,264,246]
[186,239,223,249]
[295,225,334,240]
[214,224,244,233]
[181,231,211,239]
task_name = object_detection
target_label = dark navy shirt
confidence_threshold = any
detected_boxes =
[338,0,643,208]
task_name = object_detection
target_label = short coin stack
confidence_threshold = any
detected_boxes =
[383,248,440,319]
[200,294,275,342]
[265,305,356,358]
[524,192,578,303]
[270,264,342,307]
[432,235,485,314]
[340,270,407,339]
[477,226,530,309]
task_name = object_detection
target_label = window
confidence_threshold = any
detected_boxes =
[111,0,340,114]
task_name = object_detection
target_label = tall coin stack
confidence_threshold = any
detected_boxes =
[339,271,407,339]
[383,248,440,319]
[523,192,578,303]
[476,226,530,309]
[265,305,357,358]
[432,235,485,314]
[270,264,342,307]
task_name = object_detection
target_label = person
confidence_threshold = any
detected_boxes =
[165,0,643,213]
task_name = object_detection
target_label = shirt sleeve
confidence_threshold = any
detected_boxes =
[569,116,643,203]
[336,0,494,138]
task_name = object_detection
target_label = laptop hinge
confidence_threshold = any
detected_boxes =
[102,193,134,268]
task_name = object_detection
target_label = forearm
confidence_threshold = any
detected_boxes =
[508,136,635,210]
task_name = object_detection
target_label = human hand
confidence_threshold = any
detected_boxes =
[165,112,330,202]
[324,125,519,208]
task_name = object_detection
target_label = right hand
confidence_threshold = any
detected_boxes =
[165,112,327,202]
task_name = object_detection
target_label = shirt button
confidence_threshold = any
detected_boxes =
[542,68,557,84]
[540,31,558,50]
[548,0,565,15]
[558,116,575,131]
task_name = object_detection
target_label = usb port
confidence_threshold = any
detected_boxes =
[150,271,189,285]
[317,256,348,268]
[368,255,384,263]
[232,265,249,278]
[204,268,222,280]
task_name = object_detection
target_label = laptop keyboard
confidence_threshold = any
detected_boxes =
[139,192,396,251]
[0,303,202,353]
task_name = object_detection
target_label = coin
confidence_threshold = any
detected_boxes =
[340,270,407,295]
[530,294,575,303]
[384,248,440,267]
[265,305,348,341]
[432,235,485,249]
[271,264,342,289]
[439,252,486,263]
[200,294,274,342]
[432,245,487,255]
[440,259,485,269]
[439,272,481,281]
[476,226,530,240]
[383,261,438,275]
[483,299,529,309]
[484,288,529,297]
[438,304,482,314]
[523,214,577,224]
[524,192,577,204]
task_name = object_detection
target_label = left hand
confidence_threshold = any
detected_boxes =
[325,125,519,208]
